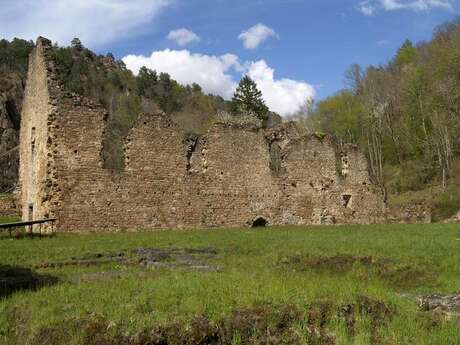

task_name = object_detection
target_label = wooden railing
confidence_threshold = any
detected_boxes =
[0,218,57,238]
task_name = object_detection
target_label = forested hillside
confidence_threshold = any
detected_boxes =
[51,38,232,169]
[0,38,34,191]
[302,19,460,220]
[0,38,239,181]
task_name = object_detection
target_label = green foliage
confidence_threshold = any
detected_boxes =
[156,72,183,114]
[385,160,437,194]
[394,40,418,67]
[49,39,230,168]
[172,91,224,134]
[308,19,460,216]
[312,131,326,140]
[309,90,362,144]
[103,94,143,169]
[70,37,83,51]
[137,66,158,99]
[231,75,269,121]
[51,43,142,170]
[0,38,34,75]
[433,185,460,221]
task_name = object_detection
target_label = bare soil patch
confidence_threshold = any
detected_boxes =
[34,247,219,272]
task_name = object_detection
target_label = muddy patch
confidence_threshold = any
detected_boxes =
[310,296,395,344]
[279,254,437,290]
[0,265,58,298]
[23,303,339,345]
[356,295,396,344]
[34,247,219,273]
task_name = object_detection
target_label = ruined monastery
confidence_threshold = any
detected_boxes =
[18,38,386,232]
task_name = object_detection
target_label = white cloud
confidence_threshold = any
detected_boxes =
[123,50,314,116]
[358,0,453,15]
[0,0,172,47]
[167,28,200,46]
[238,23,278,49]
[247,61,315,115]
[123,50,240,99]
[381,0,452,10]
[358,1,377,15]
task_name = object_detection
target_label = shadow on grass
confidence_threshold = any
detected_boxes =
[0,265,58,298]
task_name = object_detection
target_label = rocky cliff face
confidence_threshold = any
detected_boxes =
[0,38,35,192]
[0,72,24,191]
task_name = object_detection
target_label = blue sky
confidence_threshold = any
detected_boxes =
[1,0,458,115]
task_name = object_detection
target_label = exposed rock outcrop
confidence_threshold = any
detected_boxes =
[419,294,460,324]
[0,72,24,191]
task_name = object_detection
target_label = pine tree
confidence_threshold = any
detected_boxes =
[70,38,83,51]
[394,39,417,67]
[137,66,158,98]
[231,75,269,121]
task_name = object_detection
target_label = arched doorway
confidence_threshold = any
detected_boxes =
[252,217,268,228]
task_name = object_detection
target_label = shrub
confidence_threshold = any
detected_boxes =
[432,185,460,221]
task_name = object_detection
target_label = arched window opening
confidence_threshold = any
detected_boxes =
[252,217,268,228]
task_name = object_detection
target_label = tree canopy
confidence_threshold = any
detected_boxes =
[304,19,460,219]
[231,75,269,121]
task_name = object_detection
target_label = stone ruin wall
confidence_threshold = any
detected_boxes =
[19,38,53,223]
[19,38,386,232]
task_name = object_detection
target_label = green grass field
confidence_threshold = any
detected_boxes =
[0,216,20,224]
[1,224,460,344]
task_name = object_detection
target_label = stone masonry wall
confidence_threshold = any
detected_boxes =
[19,37,386,232]
[19,38,53,224]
